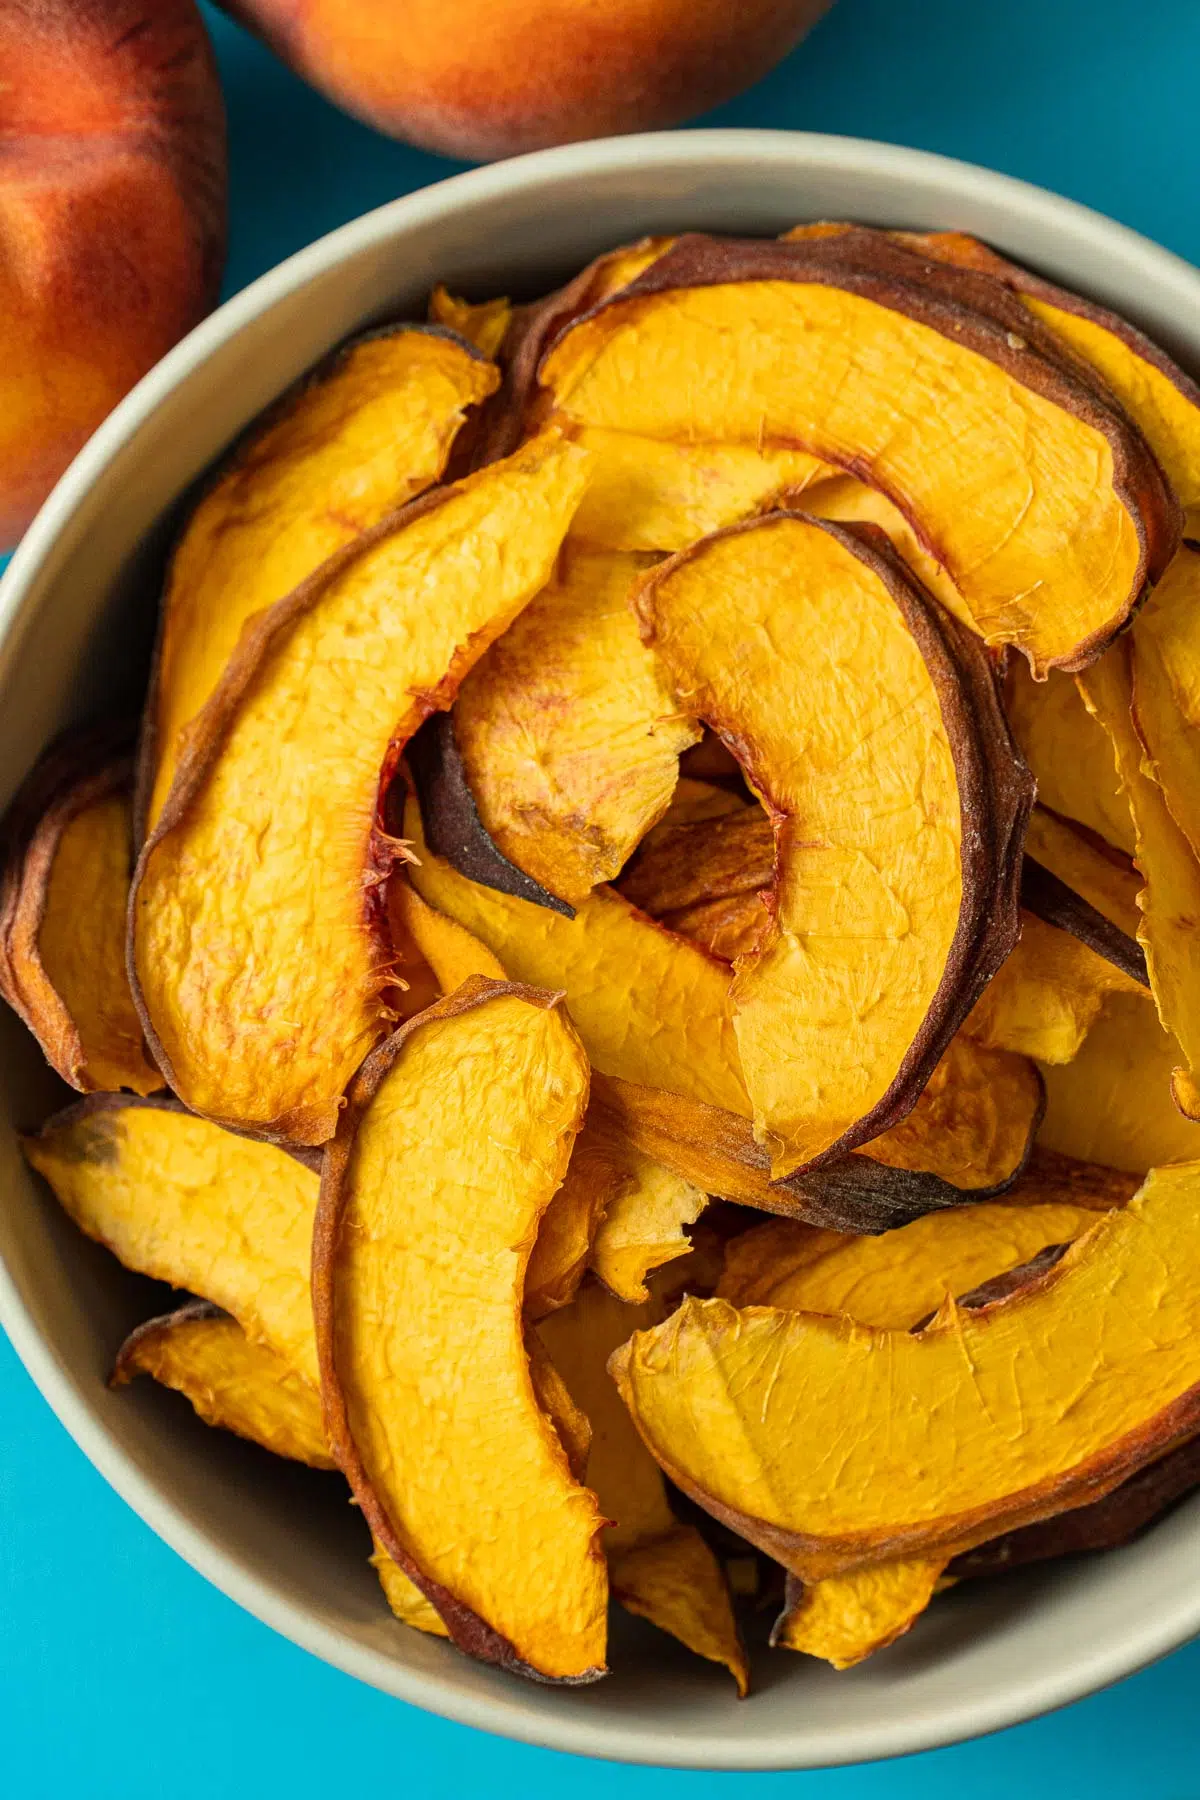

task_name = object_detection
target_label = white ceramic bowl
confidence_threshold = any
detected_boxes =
[3,129,1200,1771]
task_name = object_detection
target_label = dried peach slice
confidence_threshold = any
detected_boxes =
[132,432,588,1144]
[636,512,1032,1175]
[454,544,698,906]
[1130,546,1200,862]
[965,910,1143,1063]
[112,1302,334,1469]
[1024,806,1142,939]
[611,1159,1200,1581]
[538,1279,747,1693]
[428,287,512,358]
[566,431,832,554]
[539,231,1179,673]
[588,1037,1042,1235]
[772,1561,947,1669]
[1078,642,1200,1115]
[0,729,159,1094]
[587,1148,707,1306]
[1039,992,1200,1172]
[525,1117,628,1318]
[902,228,1200,535]
[717,1194,1107,1329]
[478,237,676,464]
[1005,659,1135,857]
[24,1095,320,1383]
[313,978,607,1682]
[143,324,499,833]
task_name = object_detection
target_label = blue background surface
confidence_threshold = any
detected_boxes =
[4,1,1200,1791]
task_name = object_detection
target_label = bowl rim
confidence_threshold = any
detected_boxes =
[4,126,1200,1771]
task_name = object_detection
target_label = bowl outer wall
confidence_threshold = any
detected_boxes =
[3,130,1200,1770]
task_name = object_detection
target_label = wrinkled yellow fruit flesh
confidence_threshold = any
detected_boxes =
[405,795,749,1116]
[1131,547,1200,861]
[717,1198,1101,1329]
[116,1309,333,1468]
[135,435,588,1143]
[371,1543,451,1638]
[860,1036,1042,1189]
[1005,660,1135,856]
[330,990,607,1680]
[427,286,511,357]
[37,791,160,1094]
[543,280,1142,672]
[795,473,974,630]
[1038,993,1200,1173]
[1023,806,1141,938]
[455,545,697,906]
[149,329,499,827]
[612,1161,1200,1578]
[25,1102,319,1384]
[1077,643,1200,1114]
[387,876,506,990]
[774,1560,947,1668]
[565,427,832,553]
[610,1525,749,1694]
[640,515,962,1176]
[538,1280,747,1692]
[589,1146,707,1305]
[1023,296,1200,531]
[525,1119,627,1318]
[965,910,1141,1064]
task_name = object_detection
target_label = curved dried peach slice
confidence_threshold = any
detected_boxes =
[1039,991,1200,1172]
[144,324,499,833]
[539,232,1179,673]
[1077,641,1200,1116]
[772,1561,946,1670]
[964,909,1143,1064]
[131,433,588,1144]
[567,431,832,554]
[23,1095,320,1384]
[428,287,512,358]
[900,228,1200,535]
[1024,806,1142,938]
[1130,546,1200,861]
[112,1302,334,1469]
[1004,658,1135,857]
[453,544,698,907]
[313,978,607,1682]
[588,1043,1041,1234]
[636,512,1032,1176]
[611,1159,1200,1580]
[716,1192,1109,1330]
[0,728,159,1094]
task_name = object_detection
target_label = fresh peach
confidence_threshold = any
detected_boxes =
[224,0,831,162]
[0,1,226,548]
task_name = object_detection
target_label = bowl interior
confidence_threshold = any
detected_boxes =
[3,131,1200,1771]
